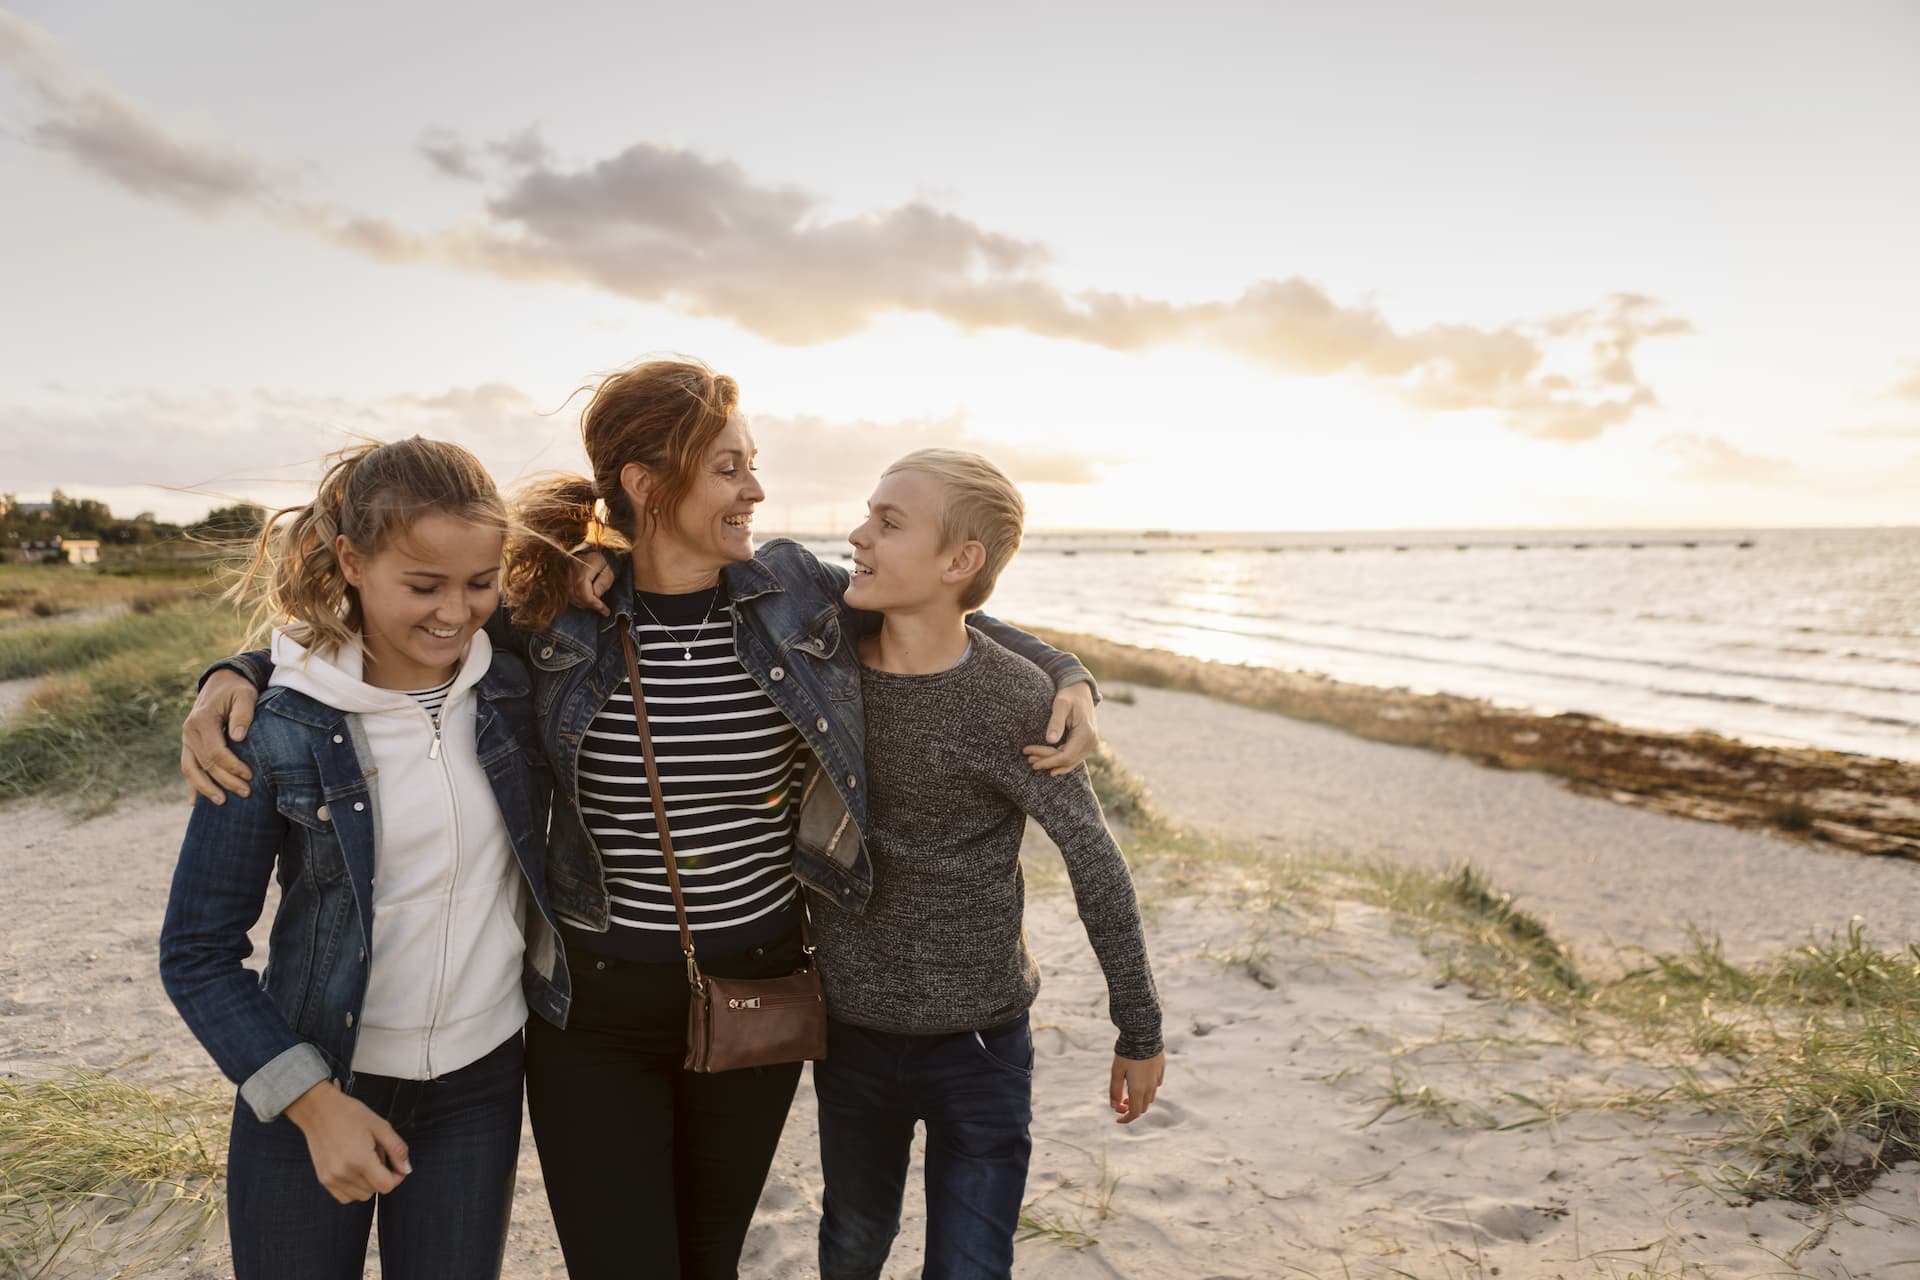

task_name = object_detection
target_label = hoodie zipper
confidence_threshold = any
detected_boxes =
[418,699,460,1079]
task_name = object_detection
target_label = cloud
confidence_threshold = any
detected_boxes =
[1834,423,1920,441]
[417,128,480,181]
[0,386,1084,529]
[753,413,1102,515]
[1885,362,1920,401]
[417,126,549,182]
[1659,434,1797,487]
[0,382,579,520]
[0,12,274,214]
[1,20,1689,441]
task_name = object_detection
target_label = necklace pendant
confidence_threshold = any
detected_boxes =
[683,648,692,661]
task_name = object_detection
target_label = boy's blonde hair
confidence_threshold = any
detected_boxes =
[882,449,1025,610]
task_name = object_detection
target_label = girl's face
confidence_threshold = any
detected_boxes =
[337,513,503,691]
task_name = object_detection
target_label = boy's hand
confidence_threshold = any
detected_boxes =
[181,671,259,803]
[1023,682,1100,776]
[1110,1051,1165,1124]
[569,549,614,617]
[283,1080,411,1203]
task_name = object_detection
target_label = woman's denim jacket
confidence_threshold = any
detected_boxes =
[160,649,566,1123]
[199,539,1091,1022]
[520,539,1093,932]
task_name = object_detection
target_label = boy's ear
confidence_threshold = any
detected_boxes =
[941,540,987,593]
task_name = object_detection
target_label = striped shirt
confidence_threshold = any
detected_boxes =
[570,586,804,962]
[403,673,457,723]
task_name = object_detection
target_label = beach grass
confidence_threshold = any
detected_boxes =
[0,595,247,807]
[0,561,215,625]
[1093,735,1920,1208]
[1339,867,1920,1203]
[0,606,212,683]
[0,1072,227,1279]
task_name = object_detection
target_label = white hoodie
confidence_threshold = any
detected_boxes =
[270,628,527,1081]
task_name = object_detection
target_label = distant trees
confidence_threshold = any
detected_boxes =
[1,491,264,558]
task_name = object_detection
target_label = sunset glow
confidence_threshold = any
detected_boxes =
[2,3,1916,530]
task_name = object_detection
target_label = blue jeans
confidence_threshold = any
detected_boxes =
[814,1014,1034,1280]
[225,1033,524,1280]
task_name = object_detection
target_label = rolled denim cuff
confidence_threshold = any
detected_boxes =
[239,1042,332,1123]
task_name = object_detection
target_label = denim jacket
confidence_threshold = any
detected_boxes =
[160,649,566,1123]
[203,540,1092,1002]
[517,539,1093,930]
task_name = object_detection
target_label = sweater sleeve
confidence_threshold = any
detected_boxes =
[982,708,1162,1059]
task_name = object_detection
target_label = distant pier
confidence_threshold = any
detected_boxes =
[817,536,1758,559]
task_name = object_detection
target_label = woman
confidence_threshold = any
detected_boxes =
[182,359,1099,1280]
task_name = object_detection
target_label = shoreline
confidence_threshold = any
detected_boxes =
[1028,626,1920,860]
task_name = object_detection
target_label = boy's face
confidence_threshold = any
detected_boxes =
[845,469,970,613]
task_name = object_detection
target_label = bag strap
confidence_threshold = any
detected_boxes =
[618,623,815,992]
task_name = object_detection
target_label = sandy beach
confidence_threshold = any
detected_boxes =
[5,684,1919,1278]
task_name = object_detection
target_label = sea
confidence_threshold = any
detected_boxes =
[799,527,1920,763]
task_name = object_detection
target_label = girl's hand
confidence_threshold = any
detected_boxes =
[1023,682,1100,775]
[569,550,614,617]
[181,671,260,803]
[284,1081,411,1204]
[1109,1051,1165,1124]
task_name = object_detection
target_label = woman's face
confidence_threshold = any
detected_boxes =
[648,413,765,574]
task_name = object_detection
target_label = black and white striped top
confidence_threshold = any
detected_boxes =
[570,586,804,963]
[404,673,457,723]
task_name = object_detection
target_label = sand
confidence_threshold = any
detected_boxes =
[5,685,1919,1278]
[1097,686,1920,966]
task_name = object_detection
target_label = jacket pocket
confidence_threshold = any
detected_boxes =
[784,607,843,660]
[273,777,348,886]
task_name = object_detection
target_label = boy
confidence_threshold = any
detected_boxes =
[811,448,1165,1280]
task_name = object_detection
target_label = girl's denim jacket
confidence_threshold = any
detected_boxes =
[198,539,1092,1022]
[160,648,565,1123]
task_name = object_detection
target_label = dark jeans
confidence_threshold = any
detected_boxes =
[814,1013,1035,1280]
[525,929,807,1280]
[225,1032,523,1280]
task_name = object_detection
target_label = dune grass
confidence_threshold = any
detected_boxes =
[0,606,213,683]
[0,561,213,625]
[0,1073,227,1279]
[0,597,246,806]
[1090,740,1920,1208]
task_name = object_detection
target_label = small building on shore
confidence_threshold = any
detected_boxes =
[15,537,101,565]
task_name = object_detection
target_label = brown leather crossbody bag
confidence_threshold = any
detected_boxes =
[619,627,828,1073]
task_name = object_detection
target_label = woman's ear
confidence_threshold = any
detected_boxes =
[334,534,366,588]
[620,462,653,518]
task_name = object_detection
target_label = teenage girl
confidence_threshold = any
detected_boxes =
[158,437,568,1279]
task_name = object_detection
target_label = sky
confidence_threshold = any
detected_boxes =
[2,1,1917,531]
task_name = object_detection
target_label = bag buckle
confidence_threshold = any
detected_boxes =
[728,997,762,1010]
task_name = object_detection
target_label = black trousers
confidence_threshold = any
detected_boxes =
[525,930,806,1280]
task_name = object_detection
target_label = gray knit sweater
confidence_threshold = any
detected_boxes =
[809,629,1163,1060]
